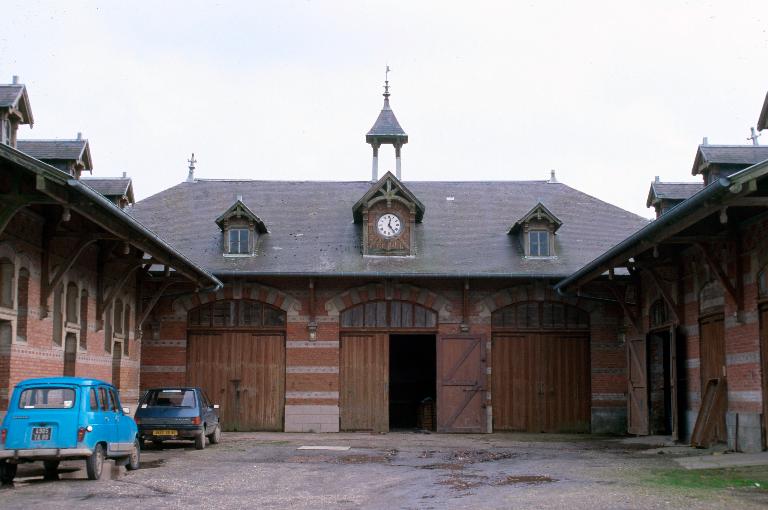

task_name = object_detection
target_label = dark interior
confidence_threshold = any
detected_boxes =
[648,330,672,435]
[389,334,436,430]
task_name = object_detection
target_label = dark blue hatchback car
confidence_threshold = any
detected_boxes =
[134,388,221,450]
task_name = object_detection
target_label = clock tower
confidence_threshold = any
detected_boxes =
[366,67,408,181]
[353,172,424,257]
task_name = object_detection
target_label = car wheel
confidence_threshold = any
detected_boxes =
[43,460,60,479]
[207,424,221,445]
[126,438,141,471]
[194,431,206,450]
[0,461,17,485]
[85,443,105,480]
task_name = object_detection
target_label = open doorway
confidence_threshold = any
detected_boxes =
[648,330,672,435]
[389,334,436,430]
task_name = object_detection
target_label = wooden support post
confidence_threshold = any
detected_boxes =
[136,279,174,330]
[98,263,142,320]
[696,243,742,312]
[643,266,681,324]
[607,281,641,333]
[40,236,99,305]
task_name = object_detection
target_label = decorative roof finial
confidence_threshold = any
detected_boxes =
[384,65,391,98]
[187,152,197,182]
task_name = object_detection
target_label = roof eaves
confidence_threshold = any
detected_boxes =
[758,91,768,131]
[556,157,768,293]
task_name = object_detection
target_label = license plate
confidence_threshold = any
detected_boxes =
[152,430,177,436]
[32,427,51,441]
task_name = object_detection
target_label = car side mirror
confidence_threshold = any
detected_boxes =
[213,404,220,410]
[122,407,131,415]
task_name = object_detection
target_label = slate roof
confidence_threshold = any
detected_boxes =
[691,145,768,175]
[0,84,33,125]
[82,177,134,203]
[759,91,768,131]
[129,180,649,278]
[0,85,24,107]
[646,181,703,207]
[366,97,408,143]
[17,139,92,170]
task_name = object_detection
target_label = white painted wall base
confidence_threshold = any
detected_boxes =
[284,405,340,433]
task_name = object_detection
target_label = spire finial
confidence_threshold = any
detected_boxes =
[748,127,761,146]
[384,65,391,98]
[187,152,197,182]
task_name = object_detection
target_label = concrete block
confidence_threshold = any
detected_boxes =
[591,407,626,434]
[728,412,764,453]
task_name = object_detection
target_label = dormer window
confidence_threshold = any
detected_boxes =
[229,229,250,254]
[215,197,268,257]
[529,230,550,257]
[508,202,562,258]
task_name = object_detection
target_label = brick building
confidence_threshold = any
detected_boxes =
[0,79,220,419]
[128,83,648,434]
[557,95,768,451]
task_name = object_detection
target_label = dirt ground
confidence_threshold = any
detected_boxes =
[2,432,767,509]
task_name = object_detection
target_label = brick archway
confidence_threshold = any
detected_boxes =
[172,282,301,319]
[476,282,599,318]
[325,283,451,321]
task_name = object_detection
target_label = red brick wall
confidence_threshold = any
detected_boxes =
[141,278,629,432]
[0,209,142,415]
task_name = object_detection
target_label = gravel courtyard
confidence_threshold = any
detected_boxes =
[2,432,767,509]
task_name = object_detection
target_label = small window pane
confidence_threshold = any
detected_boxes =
[19,388,76,409]
[229,229,249,254]
[759,268,767,298]
[529,231,550,257]
[262,305,284,326]
[212,301,234,327]
[89,388,99,411]
[109,389,120,411]
[99,388,109,411]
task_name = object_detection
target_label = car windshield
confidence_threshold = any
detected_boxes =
[143,389,196,408]
[19,387,76,409]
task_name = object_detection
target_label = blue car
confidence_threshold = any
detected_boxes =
[135,387,221,450]
[0,377,140,483]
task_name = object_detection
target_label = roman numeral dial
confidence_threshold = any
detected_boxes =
[377,213,402,238]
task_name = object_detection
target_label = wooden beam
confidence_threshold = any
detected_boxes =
[98,262,142,319]
[726,197,768,207]
[607,281,641,333]
[41,236,99,305]
[136,279,174,330]
[696,243,743,312]
[661,235,728,244]
[643,266,681,324]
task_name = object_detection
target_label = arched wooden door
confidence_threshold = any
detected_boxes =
[491,301,591,432]
[186,300,286,431]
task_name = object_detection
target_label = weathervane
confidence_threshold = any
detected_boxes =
[187,152,197,182]
[384,65,391,97]
[747,127,761,146]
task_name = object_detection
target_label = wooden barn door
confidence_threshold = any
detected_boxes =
[699,314,727,442]
[437,335,486,433]
[187,331,285,431]
[760,305,768,447]
[492,333,536,431]
[340,333,389,432]
[538,333,591,432]
[627,336,649,435]
[493,333,589,432]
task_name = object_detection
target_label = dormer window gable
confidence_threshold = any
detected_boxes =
[215,198,268,256]
[353,171,425,257]
[507,202,562,258]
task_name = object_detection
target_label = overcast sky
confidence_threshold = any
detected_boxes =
[1,1,767,217]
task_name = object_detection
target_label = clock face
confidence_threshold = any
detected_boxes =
[377,213,402,238]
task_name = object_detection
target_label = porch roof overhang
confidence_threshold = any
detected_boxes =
[0,143,222,291]
[555,157,768,294]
